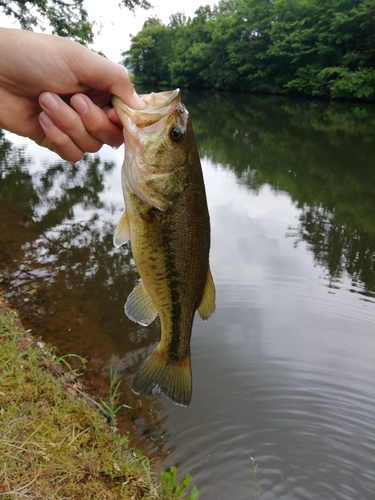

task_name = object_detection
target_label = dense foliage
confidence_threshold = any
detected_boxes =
[1,0,151,44]
[125,0,375,100]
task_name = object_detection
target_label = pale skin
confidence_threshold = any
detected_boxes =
[0,27,146,163]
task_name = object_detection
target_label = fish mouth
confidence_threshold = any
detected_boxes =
[112,89,188,212]
[111,89,181,129]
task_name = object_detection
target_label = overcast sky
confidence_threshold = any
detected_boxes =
[1,0,218,63]
[89,0,218,61]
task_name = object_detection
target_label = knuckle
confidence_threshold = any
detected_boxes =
[65,151,84,163]
[86,142,102,154]
[81,114,104,136]
[53,133,71,150]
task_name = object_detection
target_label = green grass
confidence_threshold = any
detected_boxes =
[0,294,198,499]
[251,456,260,498]
[98,368,133,425]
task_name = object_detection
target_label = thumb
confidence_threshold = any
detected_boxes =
[108,65,146,110]
[72,44,146,109]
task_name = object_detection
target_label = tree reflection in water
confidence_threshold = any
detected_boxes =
[183,91,375,298]
[0,132,173,457]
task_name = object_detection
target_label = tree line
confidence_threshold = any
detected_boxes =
[124,0,375,100]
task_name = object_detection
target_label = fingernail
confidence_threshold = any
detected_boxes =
[71,95,89,115]
[131,91,146,110]
[41,92,59,112]
[39,112,54,129]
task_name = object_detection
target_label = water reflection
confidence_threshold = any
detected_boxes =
[1,92,375,499]
[2,96,375,300]
[181,92,375,298]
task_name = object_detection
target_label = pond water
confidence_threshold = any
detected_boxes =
[1,92,375,499]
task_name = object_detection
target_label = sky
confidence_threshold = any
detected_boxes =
[89,0,218,62]
[0,0,218,63]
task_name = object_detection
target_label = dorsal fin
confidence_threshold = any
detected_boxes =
[197,267,216,320]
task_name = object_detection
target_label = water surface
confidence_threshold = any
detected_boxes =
[1,93,374,499]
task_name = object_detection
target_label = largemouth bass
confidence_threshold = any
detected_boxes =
[112,89,215,407]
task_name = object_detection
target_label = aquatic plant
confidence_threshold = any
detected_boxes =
[98,367,133,424]
[251,456,260,498]
[161,466,199,499]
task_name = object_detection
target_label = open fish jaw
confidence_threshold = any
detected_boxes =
[112,89,181,129]
[112,89,189,211]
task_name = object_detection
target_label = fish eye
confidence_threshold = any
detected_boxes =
[170,127,184,142]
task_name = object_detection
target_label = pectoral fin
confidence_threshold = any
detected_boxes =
[197,267,216,320]
[113,211,130,248]
[125,280,158,326]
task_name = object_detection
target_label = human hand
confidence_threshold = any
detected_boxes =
[0,27,145,162]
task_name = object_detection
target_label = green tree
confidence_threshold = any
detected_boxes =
[209,0,274,91]
[169,6,216,88]
[1,0,151,45]
[124,18,173,86]
[125,0,375,100]
[314,0,375,99]
[269,0,375,99]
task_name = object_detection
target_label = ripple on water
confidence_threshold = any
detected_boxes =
[159,325,375,500]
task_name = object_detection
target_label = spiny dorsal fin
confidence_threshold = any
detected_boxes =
[113,211,130,248]
[197,266,216,321]
[125,280,158,326]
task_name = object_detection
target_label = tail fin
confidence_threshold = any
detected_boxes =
[131,348,192,407]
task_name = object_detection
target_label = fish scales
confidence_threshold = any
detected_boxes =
[112,89,215,406]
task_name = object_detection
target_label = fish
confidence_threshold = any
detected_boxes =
[111,89,215,407]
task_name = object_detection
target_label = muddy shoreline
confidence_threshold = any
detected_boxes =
[0,262,166,463]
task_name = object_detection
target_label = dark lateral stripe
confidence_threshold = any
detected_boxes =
[161,214,185,359]
[168,281,183,359]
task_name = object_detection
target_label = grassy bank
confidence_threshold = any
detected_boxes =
[0,294,198,499]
